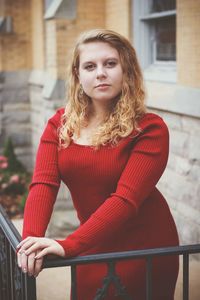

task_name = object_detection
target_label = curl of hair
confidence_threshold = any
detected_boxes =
[59,29,146,149]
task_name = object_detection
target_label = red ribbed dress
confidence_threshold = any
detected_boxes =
[22,108,179,300]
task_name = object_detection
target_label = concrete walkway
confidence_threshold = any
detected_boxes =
[13,219,200,300]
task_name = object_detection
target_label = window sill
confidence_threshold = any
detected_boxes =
[144,63,177,84]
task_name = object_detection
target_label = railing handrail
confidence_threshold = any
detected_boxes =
[0,204,21,250]
[1,204,200,269]
[1,203,200,300]
[43,243,200,269]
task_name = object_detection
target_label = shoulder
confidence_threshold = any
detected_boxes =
[40,108,65,142]
[138,112,168,134]
[48,107,65,128]
[131,112,169,143]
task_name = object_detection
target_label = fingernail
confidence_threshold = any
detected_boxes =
[23,268,27,273]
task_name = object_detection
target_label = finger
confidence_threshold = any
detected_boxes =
[27,252,36,276]
[34,247,50,259]
[24,242,43,256]
[20,252,28,273]
[34,250,43,277]
[17,252,22,268]
[18,239,37,254]
[17,236,32,249]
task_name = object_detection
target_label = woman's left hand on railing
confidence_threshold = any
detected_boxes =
[16,237,65,277]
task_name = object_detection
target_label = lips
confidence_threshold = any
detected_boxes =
[95,84,111,88]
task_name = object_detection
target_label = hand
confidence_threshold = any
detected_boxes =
[17,249,43,277]
[17,237,65,277]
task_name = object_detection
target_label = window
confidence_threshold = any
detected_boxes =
[44,0,77,20]
[132,0,176,82]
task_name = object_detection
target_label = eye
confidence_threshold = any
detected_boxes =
[105,60,117,68]
[84,64,95,71]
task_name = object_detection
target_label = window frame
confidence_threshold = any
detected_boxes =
[132,0,177,83]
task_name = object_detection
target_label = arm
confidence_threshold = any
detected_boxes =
[55,114,169,257]
[22,109,63,239]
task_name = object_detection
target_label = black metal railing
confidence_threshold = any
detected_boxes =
[1,204,200,300]
[0,205,36,300]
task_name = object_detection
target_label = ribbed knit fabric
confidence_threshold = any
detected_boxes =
[22,108,179,300]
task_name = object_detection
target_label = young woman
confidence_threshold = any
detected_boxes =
[17,29,179,299]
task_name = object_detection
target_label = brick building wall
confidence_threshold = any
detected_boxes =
[31,0,45,70]
[0,0,200,247]
[1,0,32,71]
[0,0,32,169]
[177,0,200,87]
[105,0,130,38]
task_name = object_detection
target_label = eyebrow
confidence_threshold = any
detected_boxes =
[81,57,119,67]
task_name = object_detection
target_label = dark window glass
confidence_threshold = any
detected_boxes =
[154,16,176,61]
[151,0,176,13]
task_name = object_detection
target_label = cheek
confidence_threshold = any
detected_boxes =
[79,73,93,91]
[115,71,123,90]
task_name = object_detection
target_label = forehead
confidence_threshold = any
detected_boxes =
[78,41,119,62]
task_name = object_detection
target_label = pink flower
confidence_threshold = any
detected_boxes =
[0,156,8,169]
[0,155,7,162]
[0,162,8,169]
[10,174,20,183]
[1,182,8,189]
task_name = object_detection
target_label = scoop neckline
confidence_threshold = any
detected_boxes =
[71,139,94,148]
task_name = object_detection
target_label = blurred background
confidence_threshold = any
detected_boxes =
[0,0,200,258]
[0,1,200,299]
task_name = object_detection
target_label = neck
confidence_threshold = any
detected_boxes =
[88,101,113,123]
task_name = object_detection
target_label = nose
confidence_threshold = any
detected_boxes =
[96,65,107,79]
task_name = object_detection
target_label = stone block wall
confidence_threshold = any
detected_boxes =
[0,71,32,170]
[149,108,200,245]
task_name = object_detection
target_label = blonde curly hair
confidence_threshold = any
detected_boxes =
[59,29,146,148]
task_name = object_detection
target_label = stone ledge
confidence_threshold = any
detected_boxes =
[146,82,200,118]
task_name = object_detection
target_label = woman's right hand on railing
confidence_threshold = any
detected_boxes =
[17,249,44,277]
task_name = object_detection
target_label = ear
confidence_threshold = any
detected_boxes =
[74,67,80,79]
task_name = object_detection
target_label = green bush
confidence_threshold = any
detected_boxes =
[0,138,31,213]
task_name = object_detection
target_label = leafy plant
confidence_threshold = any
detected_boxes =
[0,138,31,217]
[3,137,25,172]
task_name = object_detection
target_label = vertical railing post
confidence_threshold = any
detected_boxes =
[5,237,12,300]
[146,257,153,300]
[183,253,189,300]
[0,229,7,300]
[9,243,15,300]
[24,275,37,300]
[71,265,77,300]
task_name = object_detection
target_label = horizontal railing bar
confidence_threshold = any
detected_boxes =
[1,204,200,274]
[0,205,21,250]
[43,244,200,269]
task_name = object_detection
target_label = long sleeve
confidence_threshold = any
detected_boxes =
[22,110,63,239]
[56,115,169,257]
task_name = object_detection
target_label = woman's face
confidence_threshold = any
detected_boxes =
[78,42,123,104]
